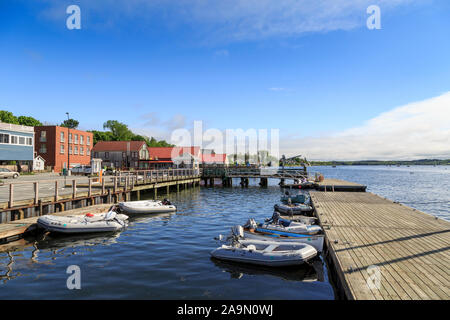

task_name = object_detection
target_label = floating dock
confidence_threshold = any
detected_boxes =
[310,191,450,300]
[281,178,367,192]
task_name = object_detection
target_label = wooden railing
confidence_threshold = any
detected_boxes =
[1,168,200,209]
[200,166,309,179]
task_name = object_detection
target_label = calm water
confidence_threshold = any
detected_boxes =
[0,165,448,299]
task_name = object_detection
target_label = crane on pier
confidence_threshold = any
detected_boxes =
[280,154,310,169]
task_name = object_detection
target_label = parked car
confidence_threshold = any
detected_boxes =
[71,165,92,176]
[0,168,20,179]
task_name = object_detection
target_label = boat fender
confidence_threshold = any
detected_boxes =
[86,213,94,217]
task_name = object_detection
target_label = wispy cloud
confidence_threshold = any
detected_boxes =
[280,92,450,160]
[39,0,420,42]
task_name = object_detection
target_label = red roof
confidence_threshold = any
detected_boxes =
[201,154,227,163]
[148,146,200,160]
[92,141,146,152]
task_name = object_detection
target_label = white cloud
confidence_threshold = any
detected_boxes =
[40,0,420,41]
[280,92,450,160]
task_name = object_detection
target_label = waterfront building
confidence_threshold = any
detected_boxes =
[145,146,201,170]
[0,122,35,169]
[92,140,150,170]
[34,126,93,172]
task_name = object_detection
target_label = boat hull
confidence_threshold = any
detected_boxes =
[37,214,128,234]
[119,201,177,214]
[243,230,324,252]
[210,243,317,267]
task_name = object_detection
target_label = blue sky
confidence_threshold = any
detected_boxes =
[1,0,449,160]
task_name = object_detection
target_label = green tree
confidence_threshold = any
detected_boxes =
[17,116,42,126]
[90,130,114,145]
[103,120,133,141]
[61,118,79,129]
[0,110,19,124]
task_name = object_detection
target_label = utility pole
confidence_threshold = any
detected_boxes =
[65,112,70,187]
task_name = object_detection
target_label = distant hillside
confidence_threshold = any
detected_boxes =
[309,159,450,166]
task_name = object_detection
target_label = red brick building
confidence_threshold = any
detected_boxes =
[34,126,93,172]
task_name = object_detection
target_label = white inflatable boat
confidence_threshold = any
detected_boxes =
[255,215,322,236]
[223,224,324,252]
[37,210,128,234]
[242,230,324,252]
[267,211,317,225]
[274,203,314,215]
[119,199,177,214]
[211,237,317,267]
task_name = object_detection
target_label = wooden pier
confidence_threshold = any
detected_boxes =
[0,169,200,243]
[310,191,450,300]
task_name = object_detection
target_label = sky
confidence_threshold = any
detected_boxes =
[1,0,449,160]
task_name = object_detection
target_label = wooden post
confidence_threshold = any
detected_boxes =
[8,184,14,208]
[154,186,157,199]
[113,176,117,193]
[34,182,39,204]
[137,190,140,201]
[88,178,92,197]
[102,178,105,194]
[55,180,59,202]
[72,179,77,199]
[166,185,169,195]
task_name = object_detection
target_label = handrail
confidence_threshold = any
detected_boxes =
[1,168,200,209]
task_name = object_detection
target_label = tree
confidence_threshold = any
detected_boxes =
[17,116,42,126]
[0,110,19,124]
[103,120,133,141]
[90,130,114,145]
[61,118,79,129]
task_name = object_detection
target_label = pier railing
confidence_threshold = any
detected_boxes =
[200,166,308,179]
[0,168,200,211]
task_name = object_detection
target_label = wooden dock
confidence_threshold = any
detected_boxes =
[310,191,450,300]
[316,178,367,192]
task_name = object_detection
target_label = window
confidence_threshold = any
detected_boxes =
[11,136,18,144]
[40,131,46,142]
[40,144,47,153]
[27,137,32,145]
[0,133,9,144]
[80,135,84,145]
[60,132,65,142]
[87,148,90,156]
[19,136,25,145]
[80,147,84,155]
[105,152,109,159]
[60,144,65,154]
[74,146,78,155]
[94,152,98,158]
[69,133,72,143]
[69,146,72,155]
[87,136,90,145]
[122,152,126,159]
[74,134,78,144]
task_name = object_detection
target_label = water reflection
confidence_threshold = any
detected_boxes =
[211,257,324,282]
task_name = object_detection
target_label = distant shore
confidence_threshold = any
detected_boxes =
[307,159,450,166]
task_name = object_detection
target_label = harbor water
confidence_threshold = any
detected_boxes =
[0,165,448,299]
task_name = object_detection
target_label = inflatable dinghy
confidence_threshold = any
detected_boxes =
[119,199,176,214]
[37,210,128,234]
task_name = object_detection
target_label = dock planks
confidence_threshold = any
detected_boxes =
[316,178,367,192]
[310,191,450,300]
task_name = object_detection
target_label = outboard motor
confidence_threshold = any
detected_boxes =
[271,211,281,225]
[231,225,244,238]
[162,198,171,205]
